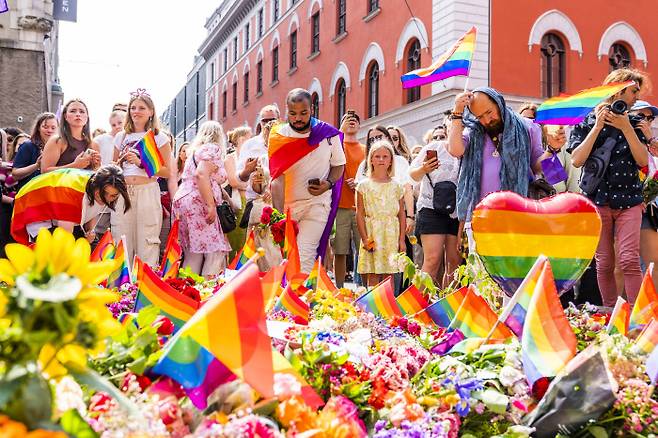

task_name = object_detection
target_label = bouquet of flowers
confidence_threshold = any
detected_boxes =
[258,205,298,246]
[643,169,658,204]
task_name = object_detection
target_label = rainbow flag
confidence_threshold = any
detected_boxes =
[401,27,476,89]
[521,261,577,386]
[11,168,91,244]
[630,266,658,329]
[134,257,199,330]
[413,287,468,327]
[263,261,287,311]
[499,256,547,339]
[107,238,131,288]
[135,130,165,177]
[0,1,8,14]
[304,257,338,293]
[283,209,301,281]
[450,287,513,339]
[354,276,402,319]
[535,81,635,125]
[607,296,630,336]
[117,312,138,328]
[152,264,322,410]
[274,283,310,324]
[91,230,115,262]
[635,319,658,354]
[396,285,429,316]
[159,219,182,279]
[472,192,601,296]
[228,230,257,270]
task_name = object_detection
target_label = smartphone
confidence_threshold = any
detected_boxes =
[425,150,438,161]
[308,178,320,186]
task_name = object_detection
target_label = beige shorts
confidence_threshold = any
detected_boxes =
[332,208,360,255]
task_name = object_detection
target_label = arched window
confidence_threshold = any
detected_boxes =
[367,62,379,118]
[406,38,421,104]
[335,78,346,126]
[540,33,565,98]
[311,92,320,119]
[609,43,631,71]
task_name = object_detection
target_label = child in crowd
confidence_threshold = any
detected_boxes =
[356,140,406,287]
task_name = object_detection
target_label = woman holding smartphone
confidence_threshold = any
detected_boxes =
[409,116,461,287]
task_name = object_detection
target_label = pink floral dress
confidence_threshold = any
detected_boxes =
[173,143,231,254]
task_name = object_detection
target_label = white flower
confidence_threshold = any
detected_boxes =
[16,273,81,302]
[499,365,524,387]
[54,376,86,418]
[309,316,337,331]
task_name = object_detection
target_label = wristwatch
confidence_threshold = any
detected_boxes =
[326,179,334,189]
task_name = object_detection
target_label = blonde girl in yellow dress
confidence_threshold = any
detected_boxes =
[356,140,406,287]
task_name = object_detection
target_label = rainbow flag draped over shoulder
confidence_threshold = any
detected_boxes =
[450,287,513,339]
[535,81,635,125]
[413,287,468,327]
[396,285,429,316]
[91,230,115,262]
[274,283,310,324]
[607,296,631,336]
[135,130,165,177]
[134,257,199,330]
[151,264,323,410]
[635,319,658,354]
[304,257,338,293]
[228,230,257,270]
[11,168,91,244]
[521,261,577,386]
[107,238,131,288]
[401,27,476,89]
[354,276,402,319]
[160,219,182,279]
[630,266,658,329]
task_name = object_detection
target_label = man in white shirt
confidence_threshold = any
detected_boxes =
[238,104,279,201]
[271,89,346,273]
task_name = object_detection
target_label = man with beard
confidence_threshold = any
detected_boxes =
[447,87,548,222]
[270,88,346,273]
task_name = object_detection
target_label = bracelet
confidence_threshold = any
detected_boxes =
[326,179,334,189]
[406,215,415,220]
[449,113,463,121]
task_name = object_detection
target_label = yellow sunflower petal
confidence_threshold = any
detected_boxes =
[38,343,68,378]
[57,344,88,372]
[0,259,17,285]
[49,228,76,274]
[78,260,118,286]
[5,243,35,274]
[33,228,53,273]
[78,287,119,306]
[0,292,7,318]
[66,238,92,278]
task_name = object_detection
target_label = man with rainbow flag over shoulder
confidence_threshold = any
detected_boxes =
[269,88,346,273]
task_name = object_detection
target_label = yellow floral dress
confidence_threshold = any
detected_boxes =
[357,179,404,274]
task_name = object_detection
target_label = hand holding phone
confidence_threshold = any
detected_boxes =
[308,178,321,186]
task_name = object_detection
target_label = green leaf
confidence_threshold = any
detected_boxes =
[473,389,509,414]
[587,426,609,438]
[60,409,99,438]
[136,305,160,327]
[128,355,148,375]
[0,375,25,408]
[2,373,52,428]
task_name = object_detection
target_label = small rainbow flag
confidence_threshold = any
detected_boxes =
[396,285,429,316]
[274,283,310,324]
[354,276,402,319]
[450,286,513,339]
[117,312,139,328]
[630,266,658,329]
[401,27,476,89]
[228,230,256,270]
[135,130,165,177]
[521,261,577,386]
[499,256,548,339]
[635,319,658,354]
[107,238,131,289]
[413,287,468,327]
[134,257,199,330]
[535,81,635,125]
[283,209,301,281]
[160,219,182,279]
[263,261,287,311]
[607,296,630,336]
[304,257,338,293]
[91,230,115,262]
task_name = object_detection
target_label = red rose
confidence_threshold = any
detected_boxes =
[532,376,550,400]
[261,206,274,225]
[158,399,180,426]
[88,392,113,416]
[182,285,201,302]
[154,315,175,335]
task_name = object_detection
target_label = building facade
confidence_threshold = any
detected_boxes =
[0,0,63,131]
[196,0,657,145]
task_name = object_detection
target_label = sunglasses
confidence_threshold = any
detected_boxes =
[368,134,384,144]
[433,134,446,140]
[260,118,276,124]
[636,114,656,122]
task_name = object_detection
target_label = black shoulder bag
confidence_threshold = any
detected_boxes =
[426,174,457,215]
[192,154,237,233]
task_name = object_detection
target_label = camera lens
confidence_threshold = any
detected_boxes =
[610,100,628,115]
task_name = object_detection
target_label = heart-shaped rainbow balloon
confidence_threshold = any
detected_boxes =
[472,192,601,296]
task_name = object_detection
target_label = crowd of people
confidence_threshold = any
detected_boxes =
[1,66,657,309]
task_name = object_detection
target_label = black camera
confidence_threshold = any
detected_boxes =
[608,99,627,115]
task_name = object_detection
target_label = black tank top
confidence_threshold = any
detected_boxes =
[56,137,89,167]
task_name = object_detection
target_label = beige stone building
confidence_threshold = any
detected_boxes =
[0,0,63,132]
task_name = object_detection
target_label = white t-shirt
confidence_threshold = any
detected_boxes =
[26,197,107,238]
[94,132,117,166]
[410,141,460,214]
[278,124,346,205]
[236,135,270,201]
[355,154,411,185]
[114,130,169,177]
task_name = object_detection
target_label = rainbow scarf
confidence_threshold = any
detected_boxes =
[414,287,468,327]
[135,130,165,177]
[450,287,512,339]
[133,257,199,330]
[521,261,577,386]
[107,238,131,289]
[630,267,658,329]
[159,219,182,279]
[401,27,476,88]
[535,81,635,125]
[304,257,338,293]
[354,276,402,319]
[274,283,310,324]
[228,230,257,270]
[499,256,547,339]
[607,296,630,336]
[151,264,323,410]
[11,168,91,244]
[635,319,658,354]
[396,285,429,316]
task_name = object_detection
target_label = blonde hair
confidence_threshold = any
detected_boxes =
[190,121,226,156]
[124,95,161,134]
[387,125,412,162]
[228,126,252,146]
[366,140,395,177]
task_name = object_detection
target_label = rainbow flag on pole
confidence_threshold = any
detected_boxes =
[160,219,182,279]
[134,257,199,330]
[107,238,131,288]
[135,130,165,177]
[635,319,658,354]
[263,261,287,311]
[521,261,577,386]
[304,257,338,293]
[535,81,635,125]
[283,209,301,281]
[228,230,257,270]
[274,283,310,324]
[607,296,631,336]
[396,285,429,316]
[499,256,547,339]
[401,27,476,89]
[450,286,513,339]
[630,265,658,329]
[91,230,115,262]
[354,276,402,319]
[413,287,467,327]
